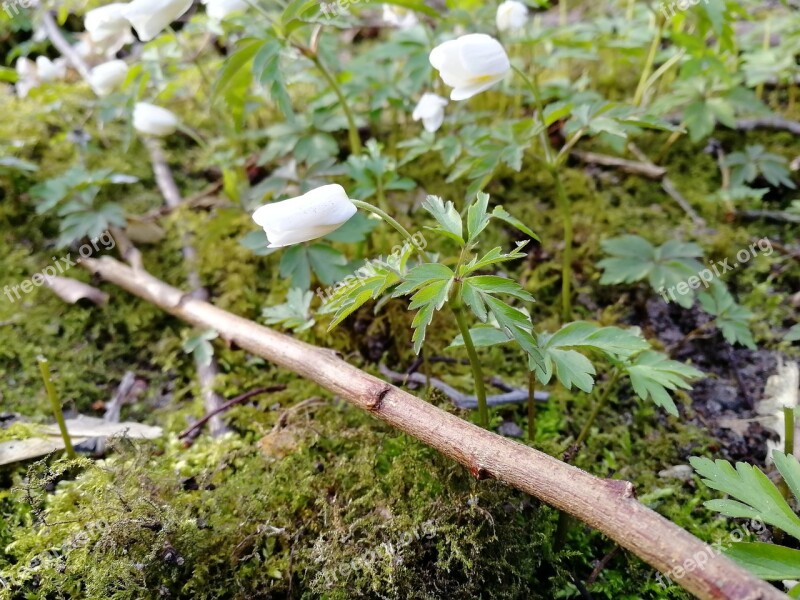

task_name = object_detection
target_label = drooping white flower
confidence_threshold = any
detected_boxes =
[35,56,67,82]
[429,33,510,101]
[122,0,194,42]
[133,102,180,136]
[412,93,448,133]
[252,184,357,248]
[84,3,133,51]
[89,60,129,96]
[382,5,418,29]
[203,0,248,20]
[496,0,528,32]
[15,57,38,98]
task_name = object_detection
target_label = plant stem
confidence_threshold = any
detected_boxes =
[350,199,415,246]
[551,167,573,323]
[451,299,489,427]
[309,53,362,155]
[633,17,663,107]
[575,370,620,449]
[37,356,77,459]
[527,371,537,442]
[785,407,795,457]
[512,65,573,321]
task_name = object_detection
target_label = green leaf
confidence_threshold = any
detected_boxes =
[491,206,540,241]
[535,322,650,392]
[726,543,800,580]
[481,295,545,370]
[307,244,351,286]
[773,451,800,504]
[392,263,455,354]
[690,456,800,541]
[460,244,528,276]
[279,245,311,290]
[598,235,705,309]
[787,324,800,343]
[183,330,219,368]
[698,287,756,349]
[449,326,512,349]
[467,192,491,243]
[262,288,316,332]
[422,195,463,244]
[625,351,703,416]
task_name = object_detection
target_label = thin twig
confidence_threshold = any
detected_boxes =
[379,364,550,409]
[40,11,91,80]
[571,150,667,179]
[737,209,800,225]
[179,385,286,440]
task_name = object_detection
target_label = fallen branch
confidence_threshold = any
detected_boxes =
[143,137,228,438]
[80,255,784,600]
[571,150,666,179]
[379,364,549,409]
[735,116,800,136]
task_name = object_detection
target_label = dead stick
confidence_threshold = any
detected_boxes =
[143,137,228,437]
[40,11,92,81]
[571,150,667,179]
[80,255,784,600]
[178,385,286,440]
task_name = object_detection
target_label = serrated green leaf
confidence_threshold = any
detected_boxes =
[773,451,800,504]
[690,456,800,541]
[625,351,703,416]
[698,287,756,349]
[491,206,539,241]
[787,324,800,343]
[467,192,490,243]
[422,195,463,244]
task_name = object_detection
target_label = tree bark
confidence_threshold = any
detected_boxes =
[81,256,786,600]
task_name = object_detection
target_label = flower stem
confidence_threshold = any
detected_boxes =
[350,199,414,245]
[451,299,489,427]
[309,53,362,155]
[37,356,76,459]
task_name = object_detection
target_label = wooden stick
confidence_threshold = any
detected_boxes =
[571,150,667,179]
[80,255,784,600]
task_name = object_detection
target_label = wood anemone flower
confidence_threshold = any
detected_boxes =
[429,33,510,101]
[252,184,357,248]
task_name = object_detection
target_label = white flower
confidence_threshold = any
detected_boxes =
[133,102,180,136]
[496,0,528,31]
[429,33,510,101]
[382,5,418,29]
[412,93,448,133]
[84,3,133,50]
[203,0,248,20]
[122,0,194,42]
[89,60,129,96]
[15,57,38,98]
[35,56,67,82]
[252,184,357,248]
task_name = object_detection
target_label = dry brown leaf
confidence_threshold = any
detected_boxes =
[44,276,108,305]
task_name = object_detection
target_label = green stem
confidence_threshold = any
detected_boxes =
[527,371,536,442]
[350,199,415,247]
[38,356,77,459]
[512,65,573,321]
[309,53,362,155]
[575,370,620,449]
[633,18,663,107]
[785,407,795,457]
[552,167,573,323]
[451,299,489,427]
